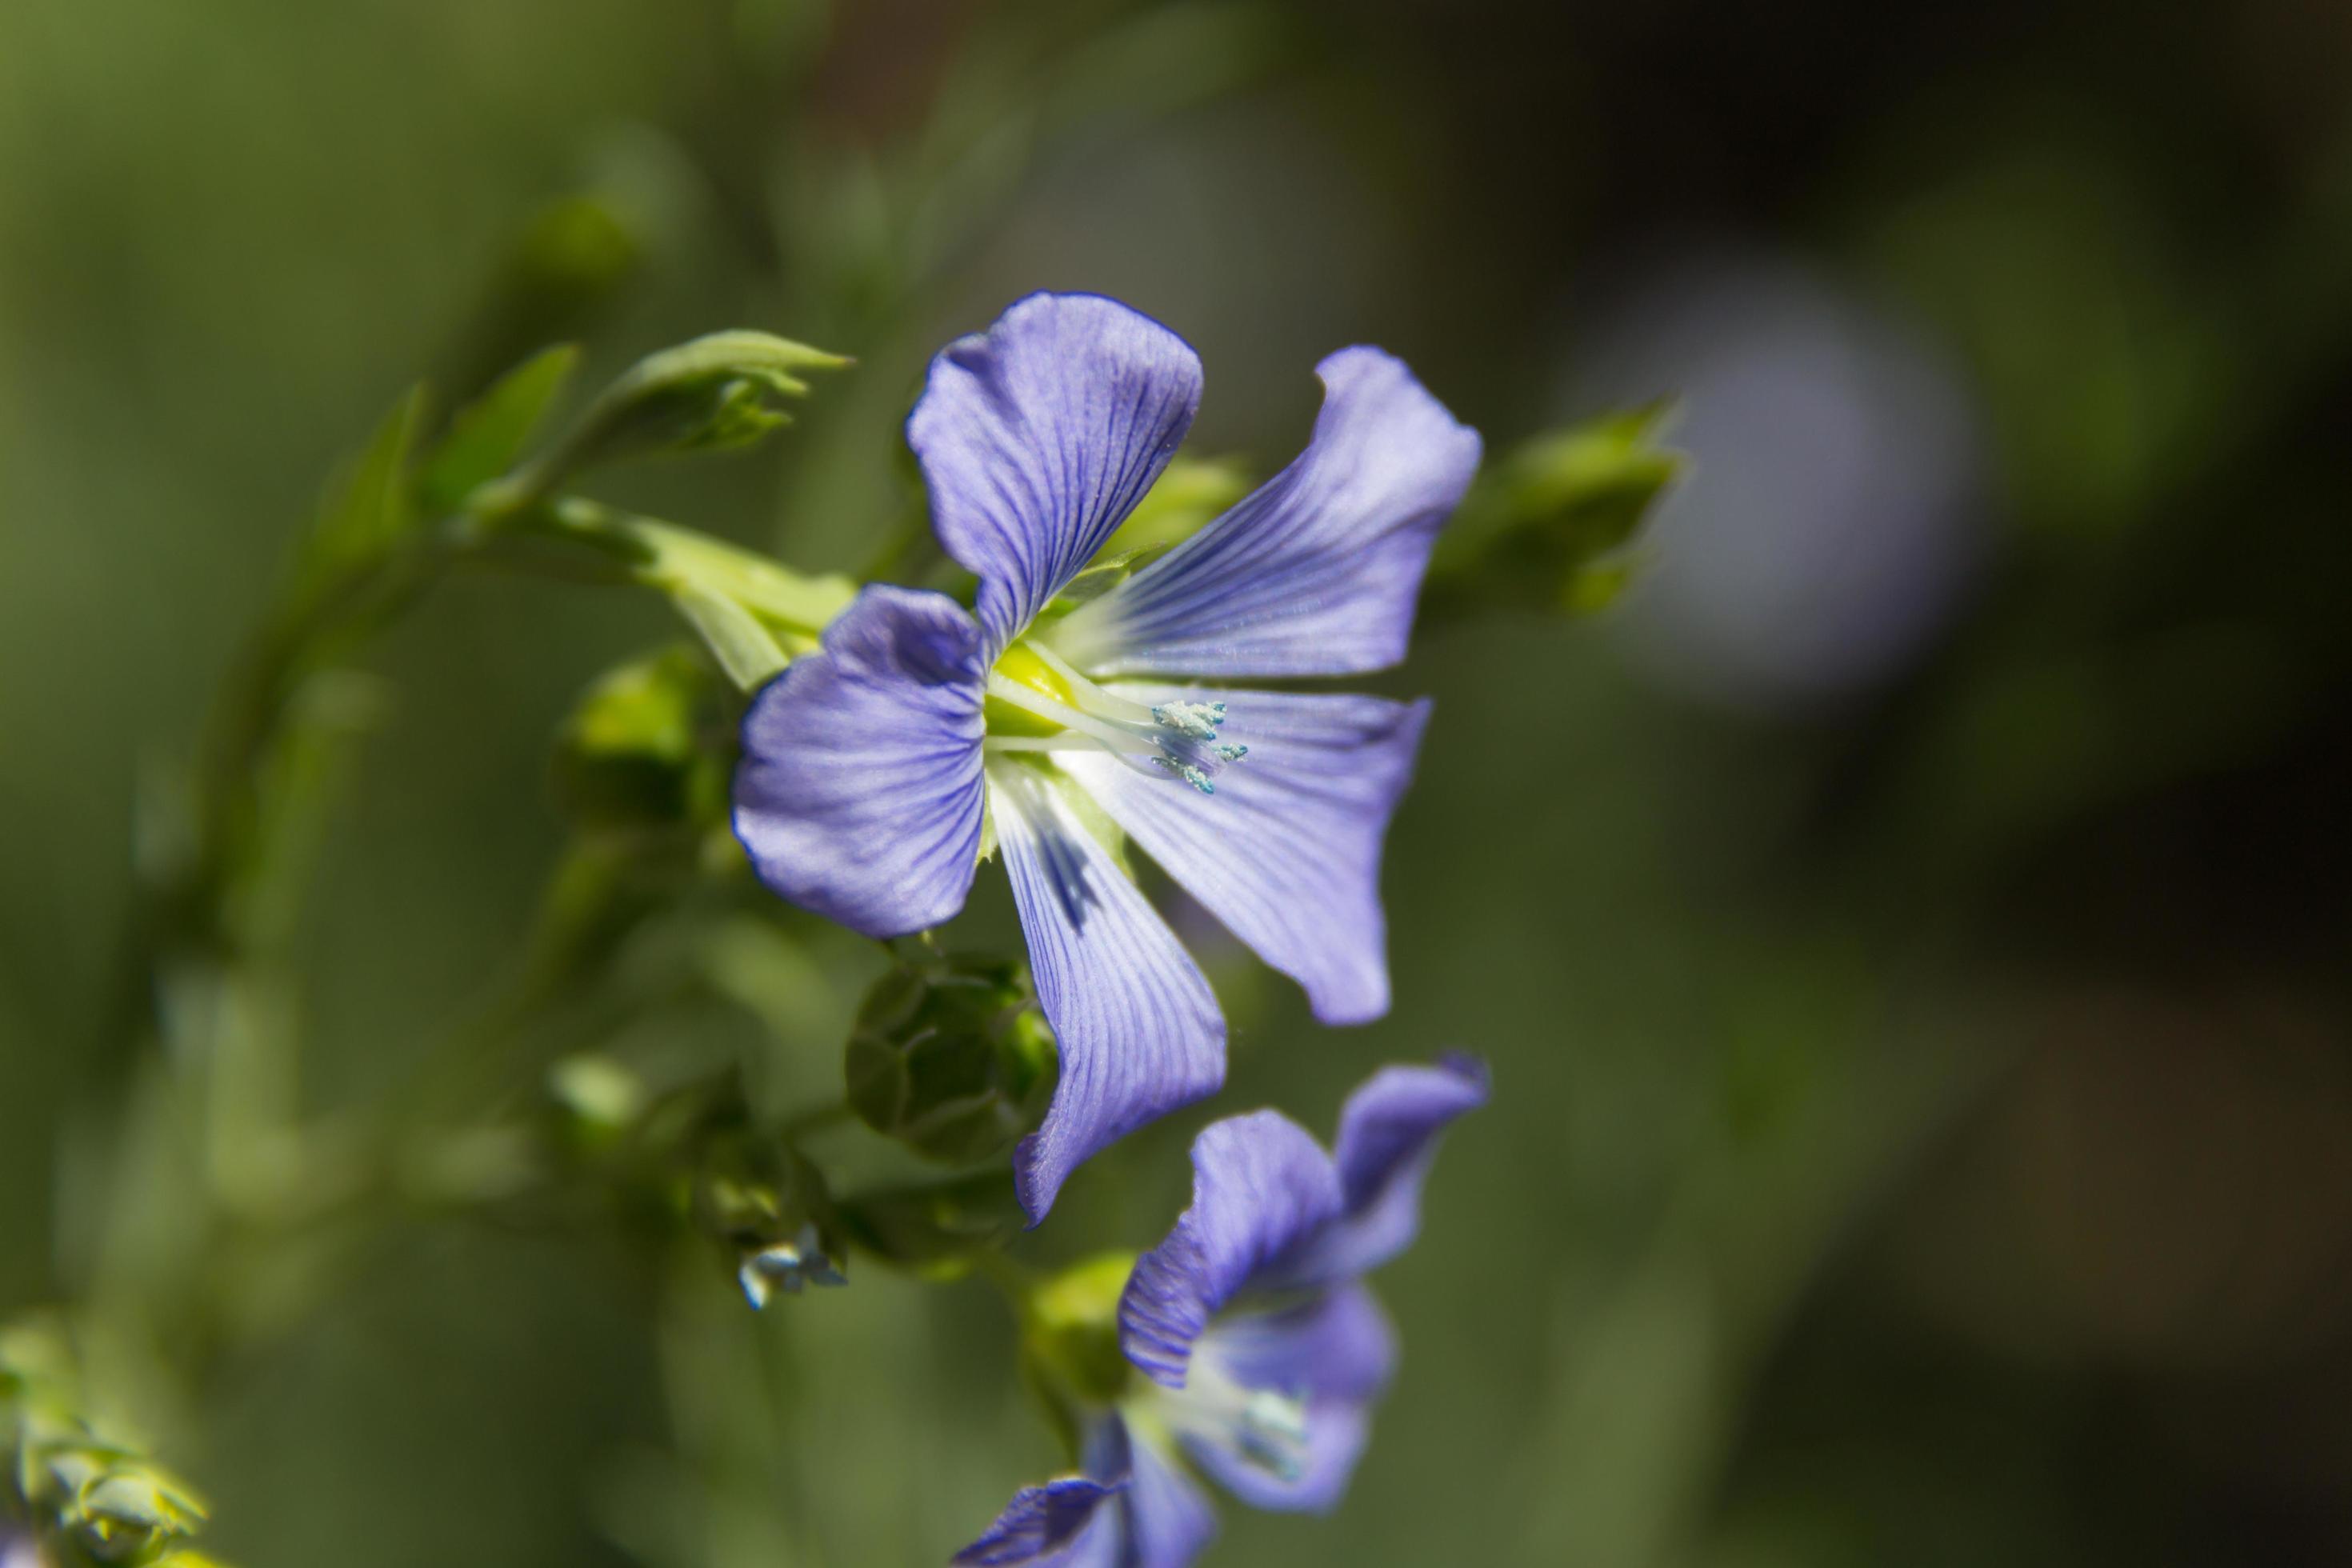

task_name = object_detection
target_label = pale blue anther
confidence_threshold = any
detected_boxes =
[738,1223,847,1309]
[1235,1388,1311,1482]
[1152,699,1227,742]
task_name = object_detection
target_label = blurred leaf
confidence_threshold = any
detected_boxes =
[1099,454,1251,558]
[834,1170,1027,1272]
[306,386,427,578]
[418,343,581,515]
[1430,404,1682,618]
[1862,146,2232,537]
[553,646,731,834]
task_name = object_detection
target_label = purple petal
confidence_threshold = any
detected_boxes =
[1203,1281,1398,1405]
[1112,1422,1222,1568]
[1050,346,1480,678]
[1118,1111,1343,1386]
[1169,1285,1396,1514]
[992,766,1226,1224]
[1278,1054,1489,1286]
[910,293,1202,655]
[954,1477,1126,1568]
[1056,689,1430,1026]
[732,586,986,938]
[1181,1396,1374,1517]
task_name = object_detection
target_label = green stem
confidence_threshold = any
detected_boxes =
[482,491,858,639]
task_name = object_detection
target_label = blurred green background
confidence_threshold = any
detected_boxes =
[5,0,2351,1563]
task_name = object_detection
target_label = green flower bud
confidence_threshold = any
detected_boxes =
[551,646,733,837]
[547,1054,647,1153]
[1018,1252,1139,1451]
[60,1462,208,1563]
[515,330,848,495]
[845,957,1058,1166]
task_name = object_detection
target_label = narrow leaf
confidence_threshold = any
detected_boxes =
[419,344,581,514]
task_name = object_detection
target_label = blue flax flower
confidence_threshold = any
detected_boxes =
[955,1054,1488,1567]
[733,294,1481,1221]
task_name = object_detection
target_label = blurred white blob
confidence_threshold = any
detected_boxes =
[1576,256,1985,710]
[1,1533,42,1568]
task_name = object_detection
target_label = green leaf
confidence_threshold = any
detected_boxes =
[1430,403,1682,618]
[308,385,428,576]
[418,343,581,515]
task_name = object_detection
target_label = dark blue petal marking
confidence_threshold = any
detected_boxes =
[992,766,1226,1224]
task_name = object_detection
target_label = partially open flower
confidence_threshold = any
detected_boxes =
[958,1054,1487,1566]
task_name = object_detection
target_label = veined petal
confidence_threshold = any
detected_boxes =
[1119,1111,1344,1387]
[1058,688,1430,1026]
[1050,346,1480,678]
[954,1477,1126,1568]
[992,764,1226,1224]
[910,293,1202,655]
[1162,1286,1395,1514]
[1181,1396,1373,1517]
[1204,1281,1398,1406]
[732,586,986,938]
[1114,1422,1222,1568]
[1275,1054,1489,1287]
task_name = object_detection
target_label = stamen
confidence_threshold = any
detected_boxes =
[737,1224,847,1309]
[985,639,1251,792]
[1150,756,1217,795]
[1236,1390,1311,1482]
[1147,1354,1312,1486]
[1151,700,1226,742]
[984,673,1156,755]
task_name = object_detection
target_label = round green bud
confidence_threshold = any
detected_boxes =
[845,957,1058,1166]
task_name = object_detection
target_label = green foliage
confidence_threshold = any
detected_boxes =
[830,1170,1031,1274]
[514,330,850,496]
[301,386,428,589]
[418,344,582,516]
[1015,1253,1142,1455]
[845,957,1058,1167]
[1429,405,1682,617]
[552,646,735,838]
[2,1323,225,1568]
[1099,455,1254,559]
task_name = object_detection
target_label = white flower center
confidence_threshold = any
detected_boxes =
[981,638,1246,795]
[1147,1352,1311,1483]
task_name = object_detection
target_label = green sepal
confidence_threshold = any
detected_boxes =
[670,586,791,691]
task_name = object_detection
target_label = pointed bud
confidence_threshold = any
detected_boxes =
[508,330,848,499]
